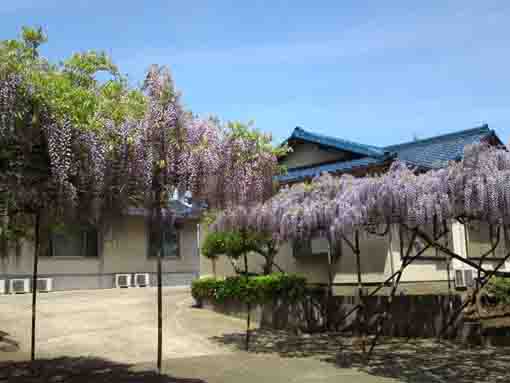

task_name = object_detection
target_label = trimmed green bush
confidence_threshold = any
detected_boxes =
[191,273,307,305]
[486,276,510,305]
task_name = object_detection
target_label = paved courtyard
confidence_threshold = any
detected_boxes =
[1,288,509,382]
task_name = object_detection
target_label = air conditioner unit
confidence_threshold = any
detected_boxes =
[115,274,131,288]
[0,280,5,295]
[134,273,150,288]
[455,269,475,289]
[9,279,30,294]
[36,278,53,293]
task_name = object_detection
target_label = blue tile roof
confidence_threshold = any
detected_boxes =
[383,125,493,169]
[279,124,497,183]
[276,156,391,182]
[289,127,386,157]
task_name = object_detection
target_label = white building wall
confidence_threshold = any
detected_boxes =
[0,216,200,291]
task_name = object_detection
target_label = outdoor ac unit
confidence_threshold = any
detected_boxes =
[9,279,30,294]
[0,280,5,295]
[36,278,53,293]
[455,269,475,289]
[115,274,131,288]
[134,273,150,288]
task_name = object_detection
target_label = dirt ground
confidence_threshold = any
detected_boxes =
[1,287,509,382]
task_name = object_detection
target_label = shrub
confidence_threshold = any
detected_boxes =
[191,277,222,301]
[191,273,307,305]
[486,276,510,306]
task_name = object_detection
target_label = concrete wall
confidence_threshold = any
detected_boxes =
[0,216,200,291]
[199,222,510,288]
[280,142,353,169]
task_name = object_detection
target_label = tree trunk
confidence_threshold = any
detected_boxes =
[30,212,40,361]
[154,180,163,373]
[244,254,251,350]
[157,247,163,372]
[326,239,334,330]
[354,230,366,355]
[0,191,8,257]
[262,254,273,275]
[212,257,217,278]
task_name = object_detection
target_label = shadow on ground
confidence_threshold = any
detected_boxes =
[0,357,207,383]
[211,329,510,383]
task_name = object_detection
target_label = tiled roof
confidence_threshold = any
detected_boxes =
[276,156,391,182]
[279,124,498,183]
[383,125,493,169]
[288,127,386,157]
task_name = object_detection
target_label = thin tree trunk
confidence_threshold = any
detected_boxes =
[326,239,334,330]
[212,257,217,278]
[30,212,40,361]
[263,254,273,275]
[354,230,366,356]
[0,191,8,257]
[154,175,163,373]
[337,236,438,327]
[157,247,163,372]
[244,254,251,350]
[366,226,417,361]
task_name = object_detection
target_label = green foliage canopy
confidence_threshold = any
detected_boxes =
[201,229,272,260]
[0,27,145,134]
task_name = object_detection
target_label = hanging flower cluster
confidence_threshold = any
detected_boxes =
[214,143,510,245]
[1,61,284,235]
[209,123,284,208]
[0,74,22,136]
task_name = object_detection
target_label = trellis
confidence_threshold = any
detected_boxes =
[214,142,510,362]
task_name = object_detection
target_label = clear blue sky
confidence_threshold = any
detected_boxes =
[2,1,509,145]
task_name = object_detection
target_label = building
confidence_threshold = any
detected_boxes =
[201,124,509,294]
[0,200,201,293]
[2,124,507,294]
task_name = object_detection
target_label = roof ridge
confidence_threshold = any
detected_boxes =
[384,124,490,149]
[291,126,385,157]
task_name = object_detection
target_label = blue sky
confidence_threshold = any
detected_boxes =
[2,0,509,145]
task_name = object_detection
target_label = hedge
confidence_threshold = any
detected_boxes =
[486,276,510,306]
[191,273,307,305]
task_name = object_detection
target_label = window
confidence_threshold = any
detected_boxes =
[466,222,505,259]
[50,227,98,257]
[293,237,330,257]
[293,239,311,258]
[148,225,180,258]
[399,222,453,259]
